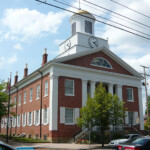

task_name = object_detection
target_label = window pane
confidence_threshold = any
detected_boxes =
[72,22,76,36]
[91,57,112,69]
[65,80,74,95]
[85,20,92,34]
[127,89,133,101]
[65,108,73,124]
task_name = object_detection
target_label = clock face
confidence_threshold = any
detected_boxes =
[64,40,71,51]
[88,36,98,48]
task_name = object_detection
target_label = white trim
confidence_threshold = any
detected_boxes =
[44,80,48,97]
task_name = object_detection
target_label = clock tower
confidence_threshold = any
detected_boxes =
[58,10,109,58]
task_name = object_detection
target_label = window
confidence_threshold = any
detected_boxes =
[128,112,134,125]
[24,91,26,104]
[12,117,16,127]
[10,99,12,104]
[35,110,40,125]
[1,118,4,128]
[65,108,74,124]
[85,20,92,34]
[30,88,33,102]
[14,96,16,107]
[65,79,74,96]
[22,113,26,127]
[91,57,112,69]
[18,94,21,106]
[43,108,48,124]
[44,81,48,96]
[72,22,76,36]
[127,88,134,101]
[28,112,32,126]
[17,115,21,127]
[36,85,40,99]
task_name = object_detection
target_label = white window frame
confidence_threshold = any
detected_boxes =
[18,94,21,106]
[35,110,40,126]
[127,88,134,102]
[43,108,48,125]
[65,108,74,125]
[22,113,26,127]
[12,116,16,127]
[36,85,40,100]
[1,118,4,128]
[17,115,21,127]
[44,81,48,97]
[30,88,33,102]
[28,112,32,126]
[24,91,26,104]
[65,79,74,96]
[14,96,16,107]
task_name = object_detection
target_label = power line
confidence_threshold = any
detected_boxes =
[35,0,150,41]
[82,0,150,28]
[71,0,150,31]
[54,0,150,37]
[110,0,150,19]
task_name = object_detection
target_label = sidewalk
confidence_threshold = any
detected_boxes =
[11,141,113,150]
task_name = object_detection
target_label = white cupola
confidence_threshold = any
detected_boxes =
[70,10,96,36]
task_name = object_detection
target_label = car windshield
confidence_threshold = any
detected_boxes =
[123,135,131,139]
[132,138,150,145]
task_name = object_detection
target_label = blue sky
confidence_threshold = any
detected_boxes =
[0,0,150,112]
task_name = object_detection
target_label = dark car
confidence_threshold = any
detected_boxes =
[117,137,150,150]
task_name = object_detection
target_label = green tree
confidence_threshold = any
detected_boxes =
[77,83,125,147]
[110,94,126,130]
[0,80,15,133]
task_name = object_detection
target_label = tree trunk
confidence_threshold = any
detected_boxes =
[101,127,105,147]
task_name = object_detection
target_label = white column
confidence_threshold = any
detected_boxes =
[49,75,58,131]
[108,83,113,95]
[138,87,144,130]
[90,81,96,98]
[116,85,122,100]
[82,80,88,107]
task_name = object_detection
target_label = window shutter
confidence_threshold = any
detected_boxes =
[125,111,129,124]
[38,110,40,125]
[60,107,65,124]
[31,111,33,126]
[47,107,50,124]
[42,109,44,124]
[22,114,23,126]
[27,112,29,126]
[34,110,36,125]
[134,112,138,125]
[25,113,26,126]
[46,108,48,124]
[75,108,79,124]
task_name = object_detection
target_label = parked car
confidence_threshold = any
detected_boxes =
[109,134,141,148]
[117,137,150,150]
[0,141,16,150]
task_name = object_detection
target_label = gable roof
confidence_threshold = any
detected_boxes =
[52,46,143,79]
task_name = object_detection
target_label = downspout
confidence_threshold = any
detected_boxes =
[38,70,43,139]
[14,85,18,136]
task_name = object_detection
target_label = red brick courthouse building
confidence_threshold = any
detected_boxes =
[1,10,144,142]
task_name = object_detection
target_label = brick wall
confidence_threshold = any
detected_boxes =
[63,51,133,76]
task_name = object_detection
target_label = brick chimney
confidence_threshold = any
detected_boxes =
[14,71,18,84]
[24,64,28,78]
[42,48,48,66]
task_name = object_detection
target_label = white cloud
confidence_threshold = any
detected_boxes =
[13,43,23,50]
[0,55,17,70]
[1,8,68,41]
[54,39,65,46]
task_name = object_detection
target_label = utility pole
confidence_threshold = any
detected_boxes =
[141,65,150,129]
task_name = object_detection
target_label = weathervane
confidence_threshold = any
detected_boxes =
[79,0,81,10]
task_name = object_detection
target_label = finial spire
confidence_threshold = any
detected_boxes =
[79,0,81,10]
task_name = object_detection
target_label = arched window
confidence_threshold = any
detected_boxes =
[91,57,112,69]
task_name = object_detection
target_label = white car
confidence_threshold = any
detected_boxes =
[108,134,141,148]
